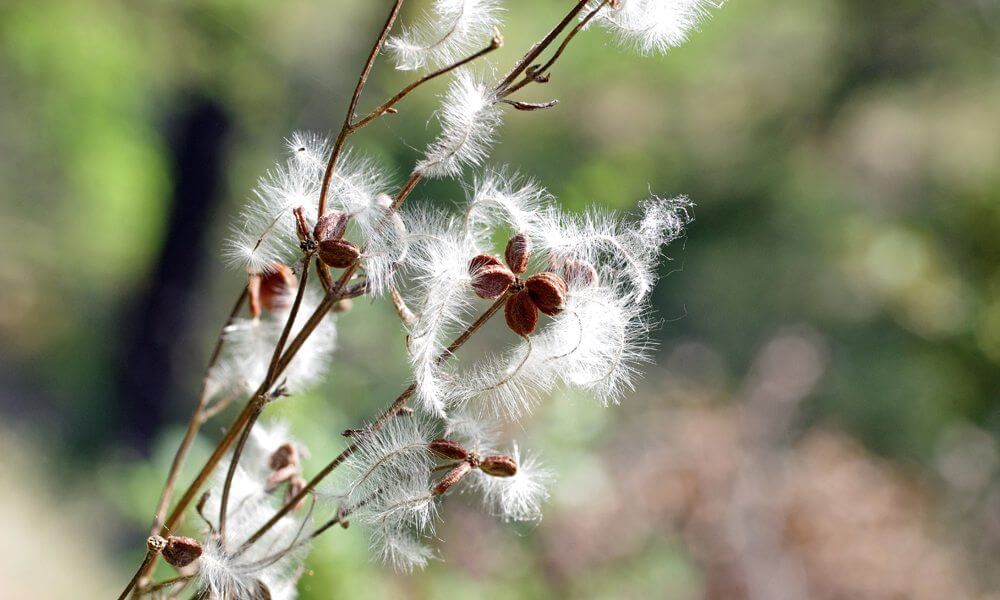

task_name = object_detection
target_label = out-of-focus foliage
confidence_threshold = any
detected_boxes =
[1,0,998,597]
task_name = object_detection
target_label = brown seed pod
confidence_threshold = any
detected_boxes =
[525,271,567,316]
[162,535,203,568]
[471,264,515,299]
[259,264,298,312]
[504,233,532,274]
[428,438,469,460]
[318,238,361,268]
[433,461,472,496]
[313,210,349,242]
[468,254,504,275]
[505,290,539,336]
[269,443,298,471]
[479,455,518,478]
[562,258,598,288]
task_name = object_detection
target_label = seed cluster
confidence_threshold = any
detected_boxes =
[428,437,518,495]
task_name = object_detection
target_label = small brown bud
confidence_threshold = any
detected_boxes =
[504,233,532,274]
[163,535,202,568]
[479,455,518,478]
[428,439,469,460]
[269,443,298,471]
[505,290,539,336]
[318,238,361,268]
[147,535,167,553]
[433,461,472,496]
[259,264,298,312]
[468,253,504,275]
[563,259,598,288]
[525,272,567,316]
[313,211,349,242]
[471,264,515,299]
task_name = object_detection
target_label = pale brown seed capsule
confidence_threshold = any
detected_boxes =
[318,238,361,268]
[505,290,539,336]
[428,438,469,460]
[563,258,598,288]
[504,233,532,274]
[471,264,515,299]
[313,210,349,242]
[479,455,518,478]
[162,535,202,568]
[147,535,167,553]
[269,443,298,471]
[468,254,504,275]
[433,461,472,496]
[525,272,567,316]
[260,264,298,312]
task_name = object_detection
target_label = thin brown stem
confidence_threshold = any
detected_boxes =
[118,550,155,600]
[495,0,592,93]
[236,293,510,553]
[390,172,423,212]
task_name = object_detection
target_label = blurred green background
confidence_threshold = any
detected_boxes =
[1,0,999,598]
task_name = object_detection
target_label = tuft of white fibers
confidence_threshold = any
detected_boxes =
[415,71,503,179]
[446,340,558,421]
[590,0,723,55]
[529,195,692,302]
[444,404,502,451]
[224,133,329,274]
[463,168,550,242]
[386,0,503,71]
[401,211,484,415]
[198,462,312,599]
[473,443,552,522]
[213,288,337,396]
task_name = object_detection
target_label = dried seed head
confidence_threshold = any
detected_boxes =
[525,272,567,316]
[471,264,515,299]
[479,454,518,477]
[504,233,532,274]
[313,210,349,242]
[259,264,298,312]
[162,535,203,568]
[468,253,504,275]
[269,443,298,471]
[147,535,167,554]
[318,238,361,269]
[428,438,469,460]
[433,461,472,496]
[563,258,598,288]
[505,290,539,336]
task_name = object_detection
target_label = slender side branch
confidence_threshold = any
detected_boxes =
[118,550,156,600]
[495,0,591,92]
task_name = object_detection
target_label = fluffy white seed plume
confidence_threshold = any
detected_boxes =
[530,195,692,302]
[446,341,557,420]
[224,133,329,274]
[386,0,502,71]
[463,168,549,241]
[590,0,723,55]
[415,72,503,179]
[474,444,551,522]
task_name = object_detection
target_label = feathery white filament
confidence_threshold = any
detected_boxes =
[415,72,503,179]
[474,444,551,522]
[591,0,723,55]
[464,169,549,241]
[387,0,502,71]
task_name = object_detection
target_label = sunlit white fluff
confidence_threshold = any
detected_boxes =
[402,211,484,414]
[212,288,337,395]
[342,416,435,504]
[529,195,692,302]
[463,168,550,243]
[590,0,723,55]
[473,444,551,522]
[224,134,329,274]
[415,72,503,179]
[386,0,502,71]
[445,340,558,420]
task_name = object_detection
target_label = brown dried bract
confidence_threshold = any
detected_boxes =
[318,238,361,269]
[505,290,539,336]
[479,455,518,478]
[313,210,349,242]
[504,233,532,274]
[471,264,515,299]
[162,535,203,568]
[428,438,469,460]
[433,461,472,496]
[525,272,567,316]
